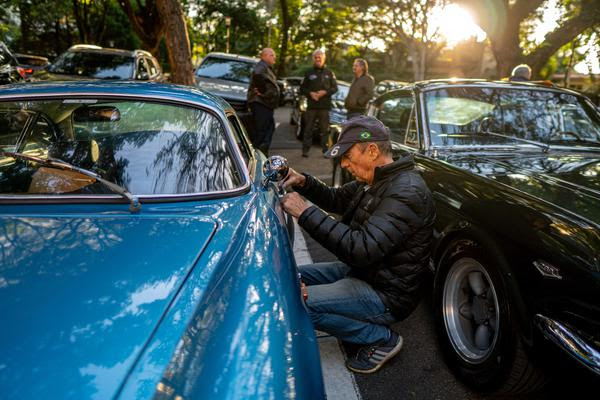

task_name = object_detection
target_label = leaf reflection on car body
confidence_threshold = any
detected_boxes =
[0,81,325,400]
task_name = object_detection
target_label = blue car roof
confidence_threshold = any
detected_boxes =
[0,80,233,111]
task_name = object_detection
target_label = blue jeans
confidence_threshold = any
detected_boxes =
[299,261,397,345]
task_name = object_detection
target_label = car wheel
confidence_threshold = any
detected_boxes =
[434,239,546,394]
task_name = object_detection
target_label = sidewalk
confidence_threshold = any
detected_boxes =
[269,106,333,185]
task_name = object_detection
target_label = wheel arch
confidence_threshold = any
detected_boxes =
[432,221,534,344]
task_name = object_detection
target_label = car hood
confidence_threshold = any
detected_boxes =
[195,77,248,101]
[441,150,600,225]
[0,213,216,399]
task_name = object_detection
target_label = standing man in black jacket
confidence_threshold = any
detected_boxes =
[247,47,279,155]
[299,49,338,157]
[280,115,435,374]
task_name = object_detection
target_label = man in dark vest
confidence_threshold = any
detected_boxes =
[299,49,338,157]
[247,47,279,155]
[280,116,435,374]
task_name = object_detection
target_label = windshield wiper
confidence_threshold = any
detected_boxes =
[461,131,550,153]
[0,151,141,213]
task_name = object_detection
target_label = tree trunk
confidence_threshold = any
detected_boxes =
[458,0,600,79]
[117,0,165,57]
[277,0,291,77]
[156,0,195,85]
[19,1,32,51]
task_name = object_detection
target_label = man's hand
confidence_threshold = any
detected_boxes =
[309,91,319,101]
[316,89,327,98]
[281,192,309,218]
[280,167,306,190]
[253,88,262,96]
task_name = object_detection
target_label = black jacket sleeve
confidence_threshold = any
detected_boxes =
[298,181,425,268]
[299,69,311,97]
[295,174,359,215]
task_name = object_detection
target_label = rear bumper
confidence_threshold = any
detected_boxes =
[535,314,600,375]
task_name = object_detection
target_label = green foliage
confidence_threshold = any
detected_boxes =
[191,0,268,60]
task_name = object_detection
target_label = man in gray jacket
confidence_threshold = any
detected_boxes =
[345,58,375,119]
[247,48,279,155]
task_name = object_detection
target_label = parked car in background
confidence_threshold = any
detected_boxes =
[294,80,350,143]
[0,81,325,400]
[31,44,163,82]
[195,52,257,133]
[374,79,407,96]
[14,53,49,78]
[0,42,27,84]
[333,79,600,393]
[283,76,303,106]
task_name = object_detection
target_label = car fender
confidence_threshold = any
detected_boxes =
[433,220,533,344]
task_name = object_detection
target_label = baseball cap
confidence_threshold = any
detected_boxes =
[324,115,391,159]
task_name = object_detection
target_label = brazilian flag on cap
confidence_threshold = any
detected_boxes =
[359,131,371,140]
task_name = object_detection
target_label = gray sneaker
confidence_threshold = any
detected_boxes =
[345,331,403,374]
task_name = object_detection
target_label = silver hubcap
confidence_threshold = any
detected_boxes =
[442,257,500,363]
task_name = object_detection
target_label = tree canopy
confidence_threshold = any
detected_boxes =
[0,0,598,87]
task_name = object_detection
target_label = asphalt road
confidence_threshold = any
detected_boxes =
[269,106,595,400]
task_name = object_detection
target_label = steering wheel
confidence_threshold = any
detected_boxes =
[476,116,494,133]
[18,112,61,152]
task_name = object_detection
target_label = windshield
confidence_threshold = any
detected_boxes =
[0,99,243,196]
[195,57,255,84]
[48,51,134,79]
[425,87,600,148]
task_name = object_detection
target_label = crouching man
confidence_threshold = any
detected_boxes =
[280,115,435,373]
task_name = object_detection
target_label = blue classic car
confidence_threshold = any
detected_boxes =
[0,82,325,399]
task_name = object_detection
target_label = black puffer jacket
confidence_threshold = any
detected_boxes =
[297,156,435,319]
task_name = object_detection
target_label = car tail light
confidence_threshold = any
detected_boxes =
[17,67,33,78]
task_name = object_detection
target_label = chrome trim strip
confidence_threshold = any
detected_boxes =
[535,314,600,375]
[0,92,252,201]
[417,82,582,97]
[417,91,430,150]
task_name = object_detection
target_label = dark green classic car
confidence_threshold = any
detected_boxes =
[333,80,600,393]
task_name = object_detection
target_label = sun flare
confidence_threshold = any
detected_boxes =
[431,4,486,47]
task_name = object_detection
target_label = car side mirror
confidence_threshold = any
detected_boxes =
[262,155,289,190]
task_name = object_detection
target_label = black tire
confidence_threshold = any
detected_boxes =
[433,239,546,394]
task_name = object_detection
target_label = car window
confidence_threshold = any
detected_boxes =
[0,110,31,152]
[227,115,253,165]
[48,51,134,79]
[145,57,158,77]
[0,99,243,196]
[376,94,414,144]
[195,57,255,84]
[425,87,600,147]
[136,58,149,80]
[333,84,350,102]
